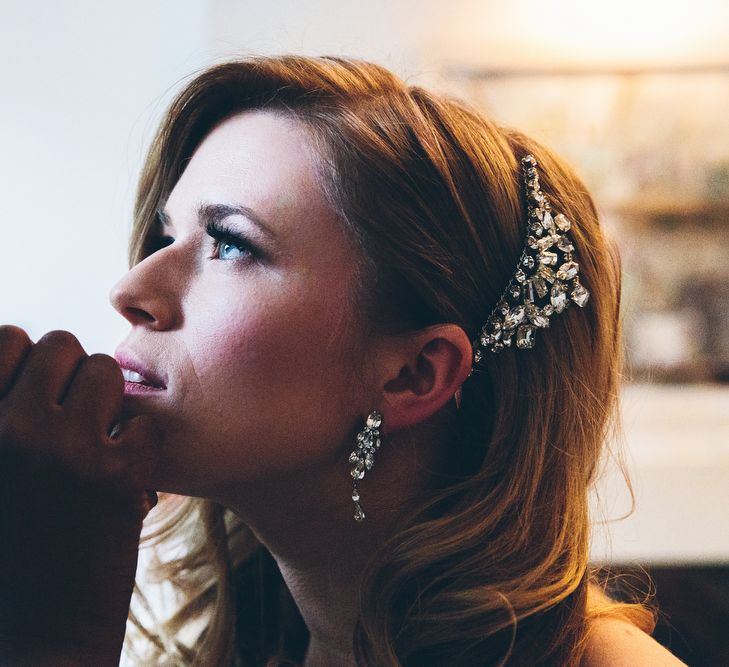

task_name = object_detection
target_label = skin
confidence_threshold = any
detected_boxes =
[109,109,474,666]
[0,109,683,666]
[0,328,158,665]
[582,618,688,666]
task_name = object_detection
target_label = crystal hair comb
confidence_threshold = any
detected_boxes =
[471,154,590,366]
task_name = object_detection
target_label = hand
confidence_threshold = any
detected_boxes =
[0,326,160,665]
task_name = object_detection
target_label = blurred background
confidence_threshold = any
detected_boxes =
[0,1,727,663]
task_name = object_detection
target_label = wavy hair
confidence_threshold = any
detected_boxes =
[121,54,654,666]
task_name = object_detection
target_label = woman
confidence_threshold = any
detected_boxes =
[0,55,684,666]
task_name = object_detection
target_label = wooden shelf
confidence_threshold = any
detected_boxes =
[604,199,729,219]
[447,63,729,80]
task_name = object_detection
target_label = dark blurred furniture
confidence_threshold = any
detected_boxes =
[603,565,729,667]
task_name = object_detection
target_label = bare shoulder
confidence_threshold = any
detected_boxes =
[581,617,687,667]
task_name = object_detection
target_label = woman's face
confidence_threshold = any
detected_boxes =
[110,110,370,502]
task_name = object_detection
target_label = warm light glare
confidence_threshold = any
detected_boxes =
[524,0,715,67]
[440,0,728,69]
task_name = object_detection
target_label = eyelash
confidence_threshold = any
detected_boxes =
[205,221,259,261]
[149,220,259,262]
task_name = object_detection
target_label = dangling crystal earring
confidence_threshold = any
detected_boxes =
[348,410,382,522]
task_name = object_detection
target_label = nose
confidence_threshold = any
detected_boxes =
[109,250,182,330]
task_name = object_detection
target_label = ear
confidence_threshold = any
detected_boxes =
[375,323,473,434]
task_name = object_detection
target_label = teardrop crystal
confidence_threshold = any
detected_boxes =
[542,211,556,232]
[550,281,568,313]
[571,283,590,307]
[538,250,558,266]
[503,305,526,330]
[556,235,574,253]
[526,304,550,328]
[554,213,571,231]
[516,324,536,349]
[556,261,579,281]
[537,235,556,251]
[531,275,548,298]
[537,265,556,283]
[366,411,382,429]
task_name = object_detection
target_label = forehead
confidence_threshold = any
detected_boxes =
[167,110,323,219]
[163,108,366,296]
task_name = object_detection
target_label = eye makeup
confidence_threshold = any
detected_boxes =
[147,208,264,263]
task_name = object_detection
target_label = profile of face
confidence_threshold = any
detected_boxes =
[109,111,372,504]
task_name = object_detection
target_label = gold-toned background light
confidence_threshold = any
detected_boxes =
[433,0,727,70]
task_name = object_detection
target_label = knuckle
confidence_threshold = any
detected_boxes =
[37,329,82,350]
[0,325,32,348]
[86,352,119,368]
[84,353,124,382]
[0,327,33,382]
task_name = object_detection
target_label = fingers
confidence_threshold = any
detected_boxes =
[10,330,86,406]
[100,415,160,489]
[0,325,33,400]
[0,328,160,522]
[63,353,124,438]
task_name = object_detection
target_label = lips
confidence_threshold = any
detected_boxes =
[114,350,167,389]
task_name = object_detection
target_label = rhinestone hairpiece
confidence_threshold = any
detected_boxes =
[470,155,590,366]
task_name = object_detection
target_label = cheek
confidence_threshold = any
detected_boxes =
[186,285,358,431]
[150,274,366,492]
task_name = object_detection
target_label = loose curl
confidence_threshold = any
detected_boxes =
[122,54,654,666]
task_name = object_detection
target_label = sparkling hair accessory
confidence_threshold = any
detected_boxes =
[471,154,590,366]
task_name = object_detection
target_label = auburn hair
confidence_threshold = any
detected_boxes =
[122,55,654,666]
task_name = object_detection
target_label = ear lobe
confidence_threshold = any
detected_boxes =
[380,324,472,434]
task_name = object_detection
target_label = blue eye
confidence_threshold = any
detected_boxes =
[205,221,258,262]
[146,222,259,263]
[217,239,250,260]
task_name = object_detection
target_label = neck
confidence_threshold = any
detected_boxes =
[224,416,448,665]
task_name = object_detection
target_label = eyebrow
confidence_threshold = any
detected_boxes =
[156,202,278,243]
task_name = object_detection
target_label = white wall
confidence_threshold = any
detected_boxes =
[0,0,210,354]
[208,0,442,76]
[590,384,729,564]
